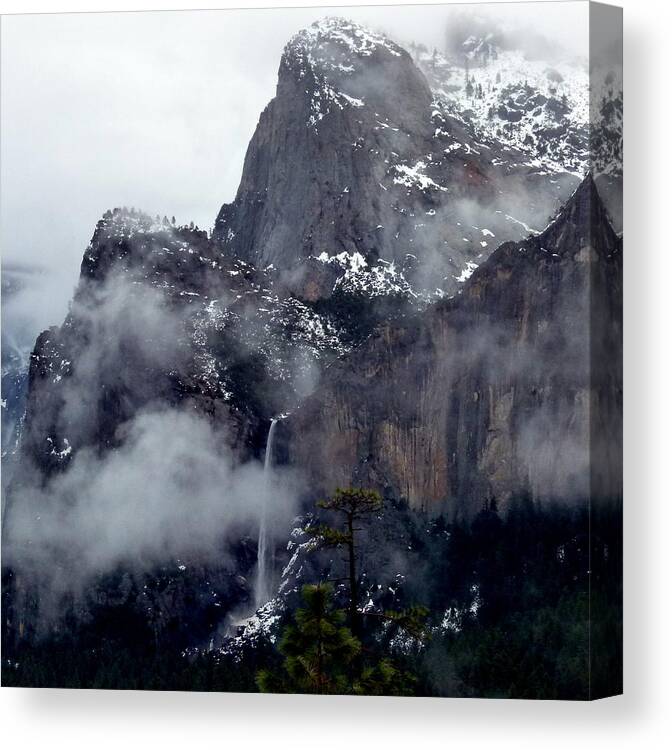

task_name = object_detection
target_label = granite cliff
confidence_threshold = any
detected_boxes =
[282,174,622,518]
[213,18,577,297]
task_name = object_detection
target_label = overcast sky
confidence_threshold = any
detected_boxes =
[1,2,588,338]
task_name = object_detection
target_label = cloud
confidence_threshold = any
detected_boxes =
[4,407,299,591]
[3,268,303,598]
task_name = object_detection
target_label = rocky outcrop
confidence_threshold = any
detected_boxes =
[16,208,349,480]
[213,18,578,296]
[282,175,622,517]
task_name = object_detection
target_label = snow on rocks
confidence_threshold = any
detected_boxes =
[454,260,478,284]
[46,436,72,461]
[337,259,415,299]
[282,17,405,130]
[219,598,284,659]
[313,250,416,300]
[391,160,447,192]
[413,43,592,177]
[286,16,404,69]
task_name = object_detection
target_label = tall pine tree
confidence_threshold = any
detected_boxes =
[306,488,383,632]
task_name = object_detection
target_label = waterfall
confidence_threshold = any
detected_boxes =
[254,418,278,609]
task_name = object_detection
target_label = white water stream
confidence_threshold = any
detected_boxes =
[253,418,278,608]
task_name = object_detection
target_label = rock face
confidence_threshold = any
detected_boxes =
[282,175,622,518]
[9,18,609,491]
[19,212,255,478]
[17,208,356,482]
[13,18,586,489]
[213,18,577,296]
[9,19,620,553]
[215,19,431,267]
[3,18,621,652]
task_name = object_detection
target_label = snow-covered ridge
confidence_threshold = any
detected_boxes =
[414,44,589,176]
[412,38,621,181]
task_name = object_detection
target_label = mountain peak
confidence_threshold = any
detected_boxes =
[462,171,618,292]
[282,17,405,75]
[538,172,618,255]
[279,17,424,130]
[562,171,601,214]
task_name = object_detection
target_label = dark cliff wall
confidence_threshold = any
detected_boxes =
[17,210,266,481]
[283,176,622,517]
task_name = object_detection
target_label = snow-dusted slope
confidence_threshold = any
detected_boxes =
[411,36,622,185]
[413,42,588,176]
[282,16,405,131]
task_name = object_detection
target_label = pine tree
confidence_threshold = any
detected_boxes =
[353,657,412,696]
[256,583,360,694]
[464,58,474,98]
[306,488,383,632]
[256,583,419,696]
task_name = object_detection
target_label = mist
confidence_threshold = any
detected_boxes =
[3,261,305,597]
[4,406,299,592]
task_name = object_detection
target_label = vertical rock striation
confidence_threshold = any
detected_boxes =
[283,175,622,517]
